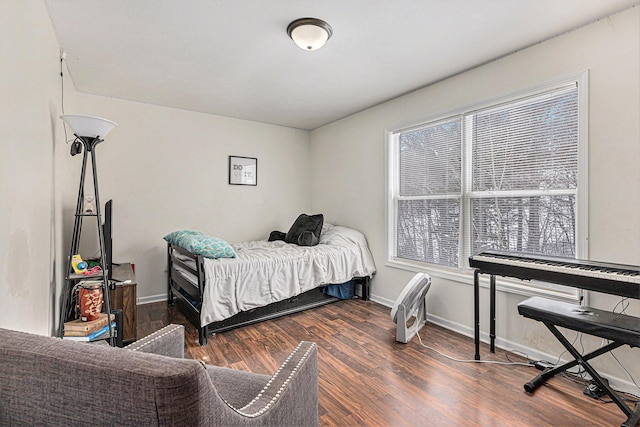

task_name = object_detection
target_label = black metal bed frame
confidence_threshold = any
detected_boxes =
[167,243,370,345]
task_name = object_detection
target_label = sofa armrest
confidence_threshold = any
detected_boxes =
[221,341,319,426]
[124,324,184,359]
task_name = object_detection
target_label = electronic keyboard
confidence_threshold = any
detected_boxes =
[469,250,640,299]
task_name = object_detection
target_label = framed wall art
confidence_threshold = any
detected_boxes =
[229,156,257,186]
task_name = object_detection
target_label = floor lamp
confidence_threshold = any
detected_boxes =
[58,114,118,344]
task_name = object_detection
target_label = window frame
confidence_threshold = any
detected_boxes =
[386,71,589,301]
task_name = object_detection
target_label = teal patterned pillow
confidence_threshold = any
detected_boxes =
[164,230,236,259]
[187,234,236,259]
[163,230,203,248]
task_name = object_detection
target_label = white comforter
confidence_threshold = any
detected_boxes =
[200,224,376,326]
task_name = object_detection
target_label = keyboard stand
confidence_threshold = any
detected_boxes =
[518,297,640,427]
[473,270,497,360]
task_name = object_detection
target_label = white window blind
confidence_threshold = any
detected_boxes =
[396,119,461,266]
[470,86,579,257]
[399,119,461,197]
[389,77,584,289]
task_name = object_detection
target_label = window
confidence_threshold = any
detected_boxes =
[396,118,462,267]
[388,74,587,296]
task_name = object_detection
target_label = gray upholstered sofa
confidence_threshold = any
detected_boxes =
[0,324,318,426]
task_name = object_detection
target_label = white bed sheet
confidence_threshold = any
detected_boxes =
[199,224,376,326]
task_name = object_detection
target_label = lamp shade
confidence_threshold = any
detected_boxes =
[287,18,332,51]
[61,115,118,139]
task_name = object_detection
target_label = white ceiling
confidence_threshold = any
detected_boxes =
[45,0,638,130]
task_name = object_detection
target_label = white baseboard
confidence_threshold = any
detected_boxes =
[369,294,639,398]
[369,294,394,308]
[137,293,167,305]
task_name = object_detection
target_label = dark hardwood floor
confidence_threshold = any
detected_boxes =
[137,299,629,426]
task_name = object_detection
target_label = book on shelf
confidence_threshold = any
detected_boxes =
[63,313,115,335]
[63,323,116,342]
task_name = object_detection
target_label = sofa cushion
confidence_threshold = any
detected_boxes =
[0,328,217,426]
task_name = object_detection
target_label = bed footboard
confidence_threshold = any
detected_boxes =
[167,243,208,343]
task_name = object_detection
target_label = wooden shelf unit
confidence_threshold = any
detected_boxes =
[110,263,137,344]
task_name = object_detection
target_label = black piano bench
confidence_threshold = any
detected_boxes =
[518,296,640,427]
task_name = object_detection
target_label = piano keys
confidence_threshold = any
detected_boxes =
[470,250,640,299]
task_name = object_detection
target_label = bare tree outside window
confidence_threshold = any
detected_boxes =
[397,120,461,267]
[392,85,579,268]
[471,89,578,258]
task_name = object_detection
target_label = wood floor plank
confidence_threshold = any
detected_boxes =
[137,299,630,426]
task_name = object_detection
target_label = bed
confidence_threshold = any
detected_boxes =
[166,222,376,345]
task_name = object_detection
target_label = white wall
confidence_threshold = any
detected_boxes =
[1,1,311,331]
[310,7,639,390]
[70,94,311,302]
[0,1,64,335]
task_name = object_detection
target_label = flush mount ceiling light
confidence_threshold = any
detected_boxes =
[287,18,333,51]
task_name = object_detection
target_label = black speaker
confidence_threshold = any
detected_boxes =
[111,309,124,347]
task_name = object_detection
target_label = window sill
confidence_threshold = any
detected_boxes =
[386,258,582,303]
